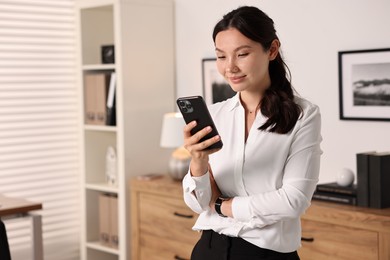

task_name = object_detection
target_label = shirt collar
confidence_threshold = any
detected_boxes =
[227,92,241,111]
[227,93,268,123]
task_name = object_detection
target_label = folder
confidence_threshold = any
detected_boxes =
[84,74,96,124]
[106,72,116,126]
[109,195,119,248]
[84,73,110,125]
[369,152,390,208]
[95,73,109,125]
[99,194,110,245]
[356,151,376,207]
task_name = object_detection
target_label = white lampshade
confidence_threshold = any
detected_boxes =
[160,112,185,148]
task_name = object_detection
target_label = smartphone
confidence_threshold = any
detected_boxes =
[176,96,223,150]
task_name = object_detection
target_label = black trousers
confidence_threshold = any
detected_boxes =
[191,230,300,260]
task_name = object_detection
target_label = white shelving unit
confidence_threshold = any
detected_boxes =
[75,0,175,259]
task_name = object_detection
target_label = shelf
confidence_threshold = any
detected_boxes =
[82,64,115,71]
[84,125,117,132]
[77,0,175,259]
[78,0,115,9]
[86,241,119,255]
[86,183,118,194]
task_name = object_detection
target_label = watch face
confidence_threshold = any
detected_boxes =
[102,45,115,64]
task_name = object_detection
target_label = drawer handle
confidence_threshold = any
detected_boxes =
[173,212,194,219]
[301,237,314,242]
[174,255,189,260]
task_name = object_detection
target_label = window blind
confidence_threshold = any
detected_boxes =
[0,1,79,260]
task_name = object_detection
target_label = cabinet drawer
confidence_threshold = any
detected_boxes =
[139,193,200,248]
[140,233,194,260]
[299,219,378,260]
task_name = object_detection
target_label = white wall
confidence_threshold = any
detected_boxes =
[174,0,390,184]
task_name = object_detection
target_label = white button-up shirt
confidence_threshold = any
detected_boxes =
[182,93,322,253]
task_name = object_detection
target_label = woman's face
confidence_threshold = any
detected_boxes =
[215,28,278,94]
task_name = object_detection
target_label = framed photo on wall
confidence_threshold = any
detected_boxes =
[338,48,390,121]
[202,58,235,105]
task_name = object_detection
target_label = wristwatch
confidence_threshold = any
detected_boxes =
[215,196,229,217]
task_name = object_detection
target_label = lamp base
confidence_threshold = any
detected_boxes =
[168,147,191,181]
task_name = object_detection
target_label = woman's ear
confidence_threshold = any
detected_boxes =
[268,39,280,61]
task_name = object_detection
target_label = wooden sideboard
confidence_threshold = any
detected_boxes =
[130,176,390,260]
[130,176,200,260]
[299,200,390,260]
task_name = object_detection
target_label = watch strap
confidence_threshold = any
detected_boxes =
[215,197,227,217]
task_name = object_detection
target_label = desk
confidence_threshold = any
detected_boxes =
[0,195,43,260]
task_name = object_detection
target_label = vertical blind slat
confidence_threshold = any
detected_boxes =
[0,1,80,260]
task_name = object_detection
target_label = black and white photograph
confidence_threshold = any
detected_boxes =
[339,48,390,121]
[202,58,235,105]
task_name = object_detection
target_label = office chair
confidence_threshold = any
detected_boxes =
[0,219,11,260]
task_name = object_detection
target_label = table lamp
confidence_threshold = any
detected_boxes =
[160,112,191,180]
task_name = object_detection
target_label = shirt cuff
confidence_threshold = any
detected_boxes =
[182,171,210,193]
[231,196,251,222]
[182,171,211,211]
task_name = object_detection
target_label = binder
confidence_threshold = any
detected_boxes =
[356,152,375,207]
[369,153,390,208]
[106,72,116,126]
[83,73,110,125]
[99,194,110,245]
[99,193,119,248]
[109,195,119,248]
[84,74,96,124]
[95,73,109,125]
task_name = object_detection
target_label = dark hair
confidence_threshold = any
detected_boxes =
[212,6,302,134]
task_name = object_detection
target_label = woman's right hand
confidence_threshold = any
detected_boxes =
[183,121,221,177]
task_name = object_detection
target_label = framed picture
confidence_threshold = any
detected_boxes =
[202,58,235,105]
[338,48,390,121]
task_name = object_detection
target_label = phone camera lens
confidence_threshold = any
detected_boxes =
[182,107,188,112]
[179,101,185,107]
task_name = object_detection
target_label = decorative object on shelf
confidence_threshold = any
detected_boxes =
[160,112,191,180]
[105,146,117,186]
[202,58,235,105]
[338,48,390,121]
[101,45,115,64]
[336,168,355,187]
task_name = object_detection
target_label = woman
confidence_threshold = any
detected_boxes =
[182,6,322,260]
